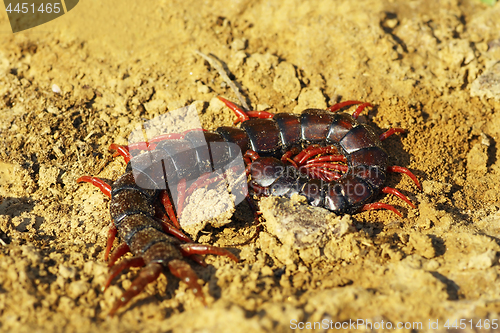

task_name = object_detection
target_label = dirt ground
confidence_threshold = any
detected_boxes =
[1,0,500,332]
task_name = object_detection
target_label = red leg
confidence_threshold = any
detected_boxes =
[102,256,145,292]
[249,181,269,196]
[218,96,249,123]
[159,216,192,243]
[218,97,274,124]
[184,172,224,199]
[154,205,205,268]
[176,178,187,217]
[381,186,416,208]
[300,163,348,173]
[293,145,318,165]
[168,259,205,305]
[245,194,261,220]
[244,150,260,162]
[244,164,253,175]
[305,154,347,164]
[328,100,364,112]
[296,146,339,166]
[387,166,422,190]
[108,262,161,317]
[127,141,156,151]
[281,147,300,168]
[125,130,206,157]
[361,202,402,217]
[379,128,405,141]
[160,190,180,229]
[352,102,373,119]
[179,243,239,262]
[187,254,208,267]
[108,242,131,267]
[127,133,186,152]
[148,132,185,143]
[104,223,117,261]
[153,210,206,266]
[111,150,126,158]
[246,110,274,119]
[109,144,133,163]
[77,176,112,198]
[326,171,342,181]
[281,150,294,163]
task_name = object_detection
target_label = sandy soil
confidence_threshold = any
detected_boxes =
[1,0,500,332]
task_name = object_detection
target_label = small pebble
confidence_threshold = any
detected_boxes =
[231,38,247,51]
[52,84,61,94]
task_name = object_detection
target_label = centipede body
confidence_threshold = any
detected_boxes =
[78,98,421,315]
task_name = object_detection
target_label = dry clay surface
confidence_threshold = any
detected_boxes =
[1,0,500,332]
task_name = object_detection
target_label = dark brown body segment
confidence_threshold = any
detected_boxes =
[300,109,336,143]
[273,113,301,150]
[216,126,250,153]
[241,118,281,156]
[326,113,357,142]
[339,125,380,154]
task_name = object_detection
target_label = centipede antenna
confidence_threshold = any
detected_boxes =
[195,50,250,111]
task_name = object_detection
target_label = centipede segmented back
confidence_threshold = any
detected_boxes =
[78,96,421,315]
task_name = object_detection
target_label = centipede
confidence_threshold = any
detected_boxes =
[78,97,421,316]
